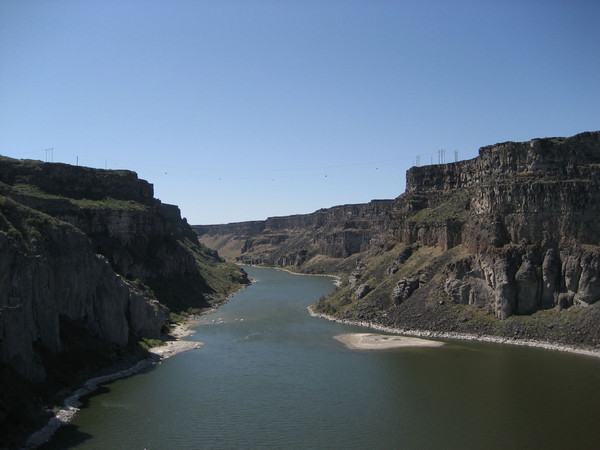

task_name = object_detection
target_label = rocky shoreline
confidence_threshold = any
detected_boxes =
[308,307,600,359]
[22,280,254,450]
[271,266,342,286]
[199,133,600,354]
[25,318,205,449]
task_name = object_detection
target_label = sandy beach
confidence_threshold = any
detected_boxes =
[335,333,445,350]
[309,306,600,359]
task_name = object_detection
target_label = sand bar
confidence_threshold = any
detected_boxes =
[309,307,600,358]
[335,333,445,350]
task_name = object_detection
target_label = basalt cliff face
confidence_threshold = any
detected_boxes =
[197,131,600,348]
[0,157,247,445]
[196,200,396,267]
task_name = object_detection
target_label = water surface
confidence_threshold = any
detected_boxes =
[46,266,600,449]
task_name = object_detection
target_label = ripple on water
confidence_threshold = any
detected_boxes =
[44,266,600,450]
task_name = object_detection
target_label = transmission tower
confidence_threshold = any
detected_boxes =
[438,149,446,164]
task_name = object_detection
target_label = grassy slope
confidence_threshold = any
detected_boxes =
[315,240,600,349]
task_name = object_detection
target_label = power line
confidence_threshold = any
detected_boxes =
[437,149,446,164]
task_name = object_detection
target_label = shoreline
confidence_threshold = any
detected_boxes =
[307,306,600,359]
[243,264,342,287]
[25,281,255,449]
[335,333,445,350]
[280,269,342,287]
[26,316,206,448]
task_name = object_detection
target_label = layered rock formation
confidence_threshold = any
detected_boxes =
[0,157,247,445]
[197,131,600,347]
[196,199,396,268]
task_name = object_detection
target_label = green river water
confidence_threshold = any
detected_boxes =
[44,265,600,449]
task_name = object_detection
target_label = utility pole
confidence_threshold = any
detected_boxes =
[45,148,54,162]
[438,149,446,164]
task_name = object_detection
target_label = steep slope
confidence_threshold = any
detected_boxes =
[196,199,397,273]
[197,131,600,348]
[0,157,247,446]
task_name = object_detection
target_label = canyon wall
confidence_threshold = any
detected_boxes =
[196,200,396,265]
[0,157,247,385]
[197,131,600,346]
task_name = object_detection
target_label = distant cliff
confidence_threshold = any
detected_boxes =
[0,157,247,446]
[195,199,397,270]
[197,131,600,348]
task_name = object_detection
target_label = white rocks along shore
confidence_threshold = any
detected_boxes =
[26,319,203,449]
[308,306,600,358]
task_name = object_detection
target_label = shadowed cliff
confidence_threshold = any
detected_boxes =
[196,131,600,348]
[0,157,248,446]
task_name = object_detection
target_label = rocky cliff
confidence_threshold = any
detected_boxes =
[0,156,247,445]
[195,199,396,269]
[197,131,600,348]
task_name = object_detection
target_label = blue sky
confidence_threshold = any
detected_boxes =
[1,1,599,224]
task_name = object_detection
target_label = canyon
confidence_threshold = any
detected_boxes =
[197,131,600,348]
[0,157,247,446]
[3,131,599,446]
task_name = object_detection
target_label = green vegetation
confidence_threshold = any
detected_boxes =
[129,278,156,297]
[313,242,461,321]
[169,311,188,324]
[185,237,249,300]
[0,157,254,448]
[138,338,166,350]
[5,182,148,211]
[71,197,148,211]
[410,190,471,224]
[0,193,60,250]
[10,183,57,199]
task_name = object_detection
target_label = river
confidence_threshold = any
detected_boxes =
[44,265,600,449]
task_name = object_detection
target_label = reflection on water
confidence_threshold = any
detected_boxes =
[45,266,600,449]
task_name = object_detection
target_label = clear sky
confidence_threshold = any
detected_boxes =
[1,1,599,224]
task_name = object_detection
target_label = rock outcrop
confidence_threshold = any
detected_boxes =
[197,131,600,348]
[195,199,396,268]
[0,200,139,382]
[0,156,247,446]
